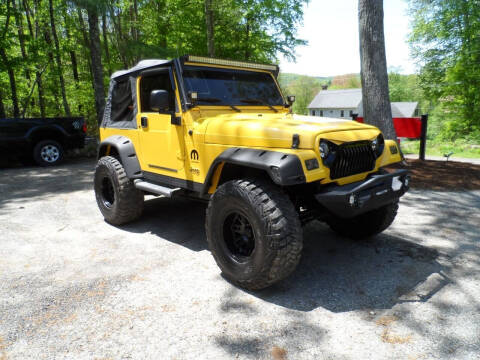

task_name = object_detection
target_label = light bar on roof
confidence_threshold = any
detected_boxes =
[187,55,278,72]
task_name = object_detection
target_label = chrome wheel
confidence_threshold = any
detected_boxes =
[40,144,60,163]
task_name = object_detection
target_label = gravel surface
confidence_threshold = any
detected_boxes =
[0,159,479,360]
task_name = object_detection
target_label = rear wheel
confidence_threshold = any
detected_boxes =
[33,140,64,166]
[206,179,303,290]
[94,156,144,225]
[326,201,399,239]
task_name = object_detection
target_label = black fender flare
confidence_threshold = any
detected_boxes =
[202,147,306,194]
[97,135,142,179]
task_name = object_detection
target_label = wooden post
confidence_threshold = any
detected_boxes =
[419,114,428,160]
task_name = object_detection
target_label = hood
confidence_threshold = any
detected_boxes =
[203,112,380,149]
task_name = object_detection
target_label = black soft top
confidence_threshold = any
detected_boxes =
[111,59,172,79]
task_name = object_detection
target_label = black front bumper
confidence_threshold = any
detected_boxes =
[315,169,410,218]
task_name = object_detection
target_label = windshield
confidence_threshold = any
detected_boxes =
[182,66,284,106]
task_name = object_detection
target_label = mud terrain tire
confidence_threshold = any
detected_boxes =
[206,179,303,290]
[94,156,144,225]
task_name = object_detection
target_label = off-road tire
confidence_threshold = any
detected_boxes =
[206,179,303,290]
[33,140,64,166]
[94,156,144,225]
[326,201,399,239]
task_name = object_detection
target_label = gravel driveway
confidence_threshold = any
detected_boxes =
[0,159,479,359]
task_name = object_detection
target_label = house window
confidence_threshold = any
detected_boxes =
[320,110,323,117]
[414,108,419,117]
[340,110,344,117]
[349,110,353,117]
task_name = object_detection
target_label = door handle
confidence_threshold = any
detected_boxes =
[141,116,148,128]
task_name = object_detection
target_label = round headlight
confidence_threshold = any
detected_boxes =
[319,141,330,158]
[372,134,385,157]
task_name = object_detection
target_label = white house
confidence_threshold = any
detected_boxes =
[308,88,419,119]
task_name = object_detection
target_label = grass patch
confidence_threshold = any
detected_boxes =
[400,139,480,159]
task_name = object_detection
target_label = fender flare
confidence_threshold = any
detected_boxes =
[202,147,306,194]
[97,135,142,179]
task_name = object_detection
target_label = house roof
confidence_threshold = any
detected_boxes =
[391,102,418,117]
[308,88,362,109]
[356,101,418,117]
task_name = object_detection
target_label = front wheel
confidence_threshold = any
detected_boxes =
[326,201,399,239]
[206,179,303,290]
[94,156,144,225]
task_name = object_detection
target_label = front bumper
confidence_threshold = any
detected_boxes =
[315,169,409,218]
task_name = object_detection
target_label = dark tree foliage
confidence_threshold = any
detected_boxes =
[0,0,308,131]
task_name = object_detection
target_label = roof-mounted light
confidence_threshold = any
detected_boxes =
[186,55,278,72]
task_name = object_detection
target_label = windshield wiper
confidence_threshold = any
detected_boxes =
[240,98,278,113]
[196,96,240,112]
[198,97,222,103]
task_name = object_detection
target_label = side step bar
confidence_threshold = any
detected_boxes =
[134,180,180,197]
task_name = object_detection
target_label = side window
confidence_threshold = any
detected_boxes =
[140,72,175,113]
[111,80,133,123]
[340,110,344,117]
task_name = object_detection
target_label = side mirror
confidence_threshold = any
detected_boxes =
[189,91,198,106]
[287,95,296,106]
[150,90,169,112]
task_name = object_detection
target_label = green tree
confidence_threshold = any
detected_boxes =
[279,75,321,115]
[408,0,480,139]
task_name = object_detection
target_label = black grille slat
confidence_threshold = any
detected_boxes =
[330,141,376,179]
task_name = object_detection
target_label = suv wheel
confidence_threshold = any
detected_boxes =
[94,156,144,225]
[33,140,64,166]
[206,179,303,290]
[326,201,399,239]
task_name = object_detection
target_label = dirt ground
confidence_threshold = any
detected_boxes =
[0,159,479,359]
[387,159,480,191]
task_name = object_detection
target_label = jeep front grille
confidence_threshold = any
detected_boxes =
[329,142,376,179]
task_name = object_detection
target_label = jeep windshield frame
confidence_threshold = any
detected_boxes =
[182,65,285,107]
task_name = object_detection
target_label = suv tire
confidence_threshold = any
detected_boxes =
[327,201,399,239]
[206,179,303,290]
[94,156,144,225]
[33,140,64,166]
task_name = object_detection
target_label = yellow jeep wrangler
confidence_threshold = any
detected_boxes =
[94,55,409,290]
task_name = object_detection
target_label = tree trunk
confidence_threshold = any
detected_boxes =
[63,12,79,83]
[87,7,106,125]
[245,19,250,61]
[43,29,61,114]
[31,0,46,118]
[358,0,396,139]
[77,8,92,74]
[205,0,215,57]
[0,48,20,118]
[48,0,71,116]
[102,13,112,75]
[0,88,6,118]
[12,0,31,81]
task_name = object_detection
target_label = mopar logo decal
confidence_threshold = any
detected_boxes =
[190,150,199,161]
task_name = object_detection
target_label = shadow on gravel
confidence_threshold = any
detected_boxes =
[122,196,450,314]
[121,196,208,252]
[253,223,449,313]
[0,159,94,211]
